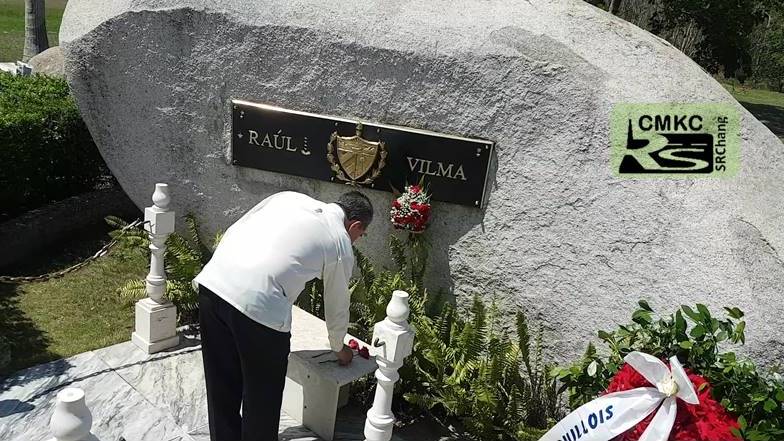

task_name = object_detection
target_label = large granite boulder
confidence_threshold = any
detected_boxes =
[60,0,784,365]
[29,46,64,77]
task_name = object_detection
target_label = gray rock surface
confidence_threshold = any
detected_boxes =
[60,0,784,366]
[29,46,64,77]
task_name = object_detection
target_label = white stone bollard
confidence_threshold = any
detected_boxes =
[15,61,32,76]
[48,388,93,441]
[364,290,415,441]
[131,183,180,354]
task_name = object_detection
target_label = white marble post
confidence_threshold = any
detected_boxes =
[15,61,32,76]
[364,290,415,441]
[47,388,94,441]
[131,183,179,354]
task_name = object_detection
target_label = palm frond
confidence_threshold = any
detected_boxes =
[105,215,129,229]
[212,231,224,250]
[118,279,147,305]
[183,213,205,263]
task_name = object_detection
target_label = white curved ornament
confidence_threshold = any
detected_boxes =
[538,351,699,441]
[386,290,410,323]
[151,183,170,209]
[49,388,93,441]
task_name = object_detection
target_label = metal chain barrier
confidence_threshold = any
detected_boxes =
[0,219,147,284]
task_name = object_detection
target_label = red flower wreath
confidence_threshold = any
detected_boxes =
[605,363,741,441]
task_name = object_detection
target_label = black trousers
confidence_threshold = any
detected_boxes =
[198,285,291,441]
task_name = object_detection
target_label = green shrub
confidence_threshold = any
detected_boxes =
[0,72,107,219]
[554,300,784,441]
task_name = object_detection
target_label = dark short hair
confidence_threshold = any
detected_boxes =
[335,191,373,227]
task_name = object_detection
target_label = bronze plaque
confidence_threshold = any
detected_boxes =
[231,100,494,207]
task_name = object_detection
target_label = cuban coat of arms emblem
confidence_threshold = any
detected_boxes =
[327,123,387,185]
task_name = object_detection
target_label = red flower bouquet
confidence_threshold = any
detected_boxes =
[390,184,432,233]
[606,363,741,441]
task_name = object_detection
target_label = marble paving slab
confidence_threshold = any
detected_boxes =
[93,331,208,434]
[184,417,322,441]
[0,350,189,441]
[1,350,98,417]
[0,328,416,441]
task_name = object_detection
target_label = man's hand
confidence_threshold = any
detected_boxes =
[335,345,354,366]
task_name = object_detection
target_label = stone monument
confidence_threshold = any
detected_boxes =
[59,0,784,365]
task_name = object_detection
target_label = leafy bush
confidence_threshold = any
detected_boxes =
[554,300,784,441]
[298,233,563,440]
[108,215,221,324]
[0,72,107,219]
[748,6,784,92]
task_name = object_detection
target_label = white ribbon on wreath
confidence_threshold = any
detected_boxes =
[538,351,700,441]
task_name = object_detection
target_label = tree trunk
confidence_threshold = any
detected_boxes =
[609,0,622,15]
[22,0,49,62]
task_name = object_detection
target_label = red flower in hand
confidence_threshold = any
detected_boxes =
[348,339,359,350]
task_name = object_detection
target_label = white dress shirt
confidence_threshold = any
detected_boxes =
[194,191,354,352]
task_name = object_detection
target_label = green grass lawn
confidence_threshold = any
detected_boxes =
[0,233,147,376]
[722,81,784,141]
[0,0,67,62]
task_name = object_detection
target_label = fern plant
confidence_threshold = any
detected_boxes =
[405,297,562,441]
[296,231,564,440]
[107,214,221,324]
[347,239,430,341]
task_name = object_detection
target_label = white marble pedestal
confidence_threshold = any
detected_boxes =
[131,298,180,354]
